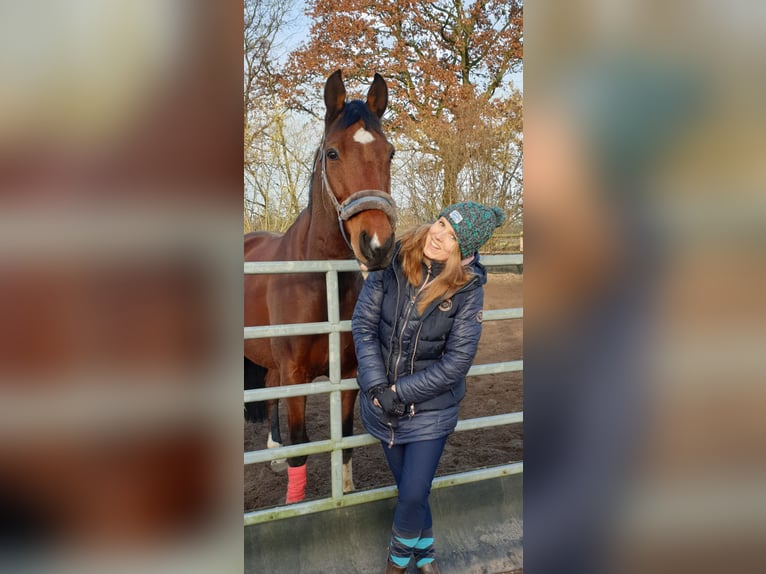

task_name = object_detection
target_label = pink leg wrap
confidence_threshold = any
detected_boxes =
[285,463,307,504]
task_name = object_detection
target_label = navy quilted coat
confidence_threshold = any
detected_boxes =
[352,245,486,446]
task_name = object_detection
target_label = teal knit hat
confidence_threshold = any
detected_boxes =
[438,201,506,258]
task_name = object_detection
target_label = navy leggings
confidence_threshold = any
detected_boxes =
[382,436,448,535]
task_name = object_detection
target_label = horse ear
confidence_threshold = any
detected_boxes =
[366,73,388,118]
[324,69,346,125]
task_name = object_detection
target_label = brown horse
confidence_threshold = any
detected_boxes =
[244,70,396,504]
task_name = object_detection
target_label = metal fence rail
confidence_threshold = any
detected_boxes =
[244,254,523,526]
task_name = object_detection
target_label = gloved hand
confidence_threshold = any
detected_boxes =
[376,386,406,418]
[368,384,388,404]
[368,385,404,428]
[381,410,400,429]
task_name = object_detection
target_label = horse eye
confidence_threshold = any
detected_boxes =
[326,149,339,160]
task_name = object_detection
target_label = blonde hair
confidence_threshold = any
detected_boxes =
[398,224,473,314]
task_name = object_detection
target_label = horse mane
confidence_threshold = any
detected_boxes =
[339,100,383,131]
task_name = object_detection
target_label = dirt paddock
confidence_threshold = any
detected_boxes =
[245,271,523,511]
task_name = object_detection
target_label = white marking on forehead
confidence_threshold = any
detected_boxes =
[353,127,376,144]
[370,233,381,249]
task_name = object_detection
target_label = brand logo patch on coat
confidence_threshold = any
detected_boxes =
[476,310,483,323]
[438,299,453,312]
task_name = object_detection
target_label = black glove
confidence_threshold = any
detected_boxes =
[377,386,406,418]
[368,385,403,428]
[368,384,387,403]
[381,410,400,429]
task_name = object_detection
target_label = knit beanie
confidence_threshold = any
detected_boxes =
[438,201,506,258]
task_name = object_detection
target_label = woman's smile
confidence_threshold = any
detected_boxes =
[423,217,458,261]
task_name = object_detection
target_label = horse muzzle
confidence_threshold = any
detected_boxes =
[358,230,394,270]
[337,190,397,270]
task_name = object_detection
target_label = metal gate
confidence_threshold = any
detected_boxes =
[244,255,523,526]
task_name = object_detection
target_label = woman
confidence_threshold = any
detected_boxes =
[352,201,505,574]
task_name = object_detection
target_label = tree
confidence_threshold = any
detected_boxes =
[280,0,523,213]
[244,0,293,132]
[244,0,303,231]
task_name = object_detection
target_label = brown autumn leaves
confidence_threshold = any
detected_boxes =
[245,0,523,230]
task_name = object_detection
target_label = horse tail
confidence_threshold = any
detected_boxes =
[244,357,268,423]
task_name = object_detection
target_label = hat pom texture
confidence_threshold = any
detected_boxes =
[437,202,506,258]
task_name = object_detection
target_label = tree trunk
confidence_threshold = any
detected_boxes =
[441,155,461,208]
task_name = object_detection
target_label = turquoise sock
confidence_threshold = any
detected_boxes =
[413,527,435,566]
[389,527,418,567]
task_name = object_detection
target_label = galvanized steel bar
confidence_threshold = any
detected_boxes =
[245,434,378,465]
[243,255,521,276]
[326,267,344,500]
[244,313,515,339]
[480,254,523,266]
[242,360,522,405]
[334,433,379,450]
[325,269,342,384]
[244,378,358,403]
[242,361,521,406]
[483,308,523,320]
[431,462,523,488]
[244,311,513,340]
[330,439,344,500]
[244,260,362,274]
[244,320,351,340]
[324,268,345,498]
[244,411,523,466]
[467,360,523,376]
[244,462,524,525]
[455,412,523,432]
[245,439,335,465]
[329,390,344,500]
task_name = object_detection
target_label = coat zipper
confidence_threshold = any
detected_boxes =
[410,322,425,374]
[385,270,402,376]
[404,273,480,417]
[391,266,431,383]
[386,266,433,446]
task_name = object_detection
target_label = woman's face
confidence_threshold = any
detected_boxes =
[423,217,459,262]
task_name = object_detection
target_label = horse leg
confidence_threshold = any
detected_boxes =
[284,394,309,504]
[341,388,359,493]
[267,401,287,473]
[263,369,287,473]
[243,358,267,422]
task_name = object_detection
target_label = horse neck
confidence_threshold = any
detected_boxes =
[283,169,353,261]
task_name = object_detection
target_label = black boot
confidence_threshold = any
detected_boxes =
[384,559,407,573]
[418,561,441,574]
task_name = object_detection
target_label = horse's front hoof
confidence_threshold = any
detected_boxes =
[270,459,288,473]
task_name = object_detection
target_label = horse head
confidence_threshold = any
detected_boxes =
[320,70,397,271]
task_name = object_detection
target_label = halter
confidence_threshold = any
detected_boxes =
[319,139,397,250]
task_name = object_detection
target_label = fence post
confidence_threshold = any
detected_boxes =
[325,269,344,500]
